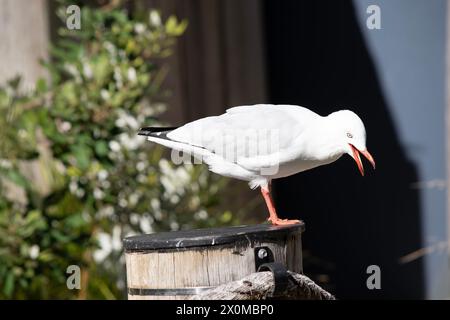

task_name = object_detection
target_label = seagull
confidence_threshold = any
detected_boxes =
[138,104,375,226]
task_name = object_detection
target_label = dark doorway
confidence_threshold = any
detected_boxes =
[263,0,424,299]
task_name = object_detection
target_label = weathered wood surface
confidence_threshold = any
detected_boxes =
[126,237,302,300]
[125,224,304,300]
[191,271,335,300]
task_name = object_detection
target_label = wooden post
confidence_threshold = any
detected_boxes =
[124,223,305,300]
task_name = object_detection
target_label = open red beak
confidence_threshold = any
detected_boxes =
[349,144,376,176]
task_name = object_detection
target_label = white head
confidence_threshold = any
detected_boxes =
[327,110,376,175]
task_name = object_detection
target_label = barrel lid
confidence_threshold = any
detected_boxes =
[123,223,305,252]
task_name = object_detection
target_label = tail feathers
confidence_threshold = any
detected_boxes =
[140,125,215,161]
[138,126,178,137]
[140,125,211,158]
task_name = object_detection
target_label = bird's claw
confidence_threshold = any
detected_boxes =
[267,217,301,226]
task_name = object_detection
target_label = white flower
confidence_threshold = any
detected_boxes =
[0,159,12,169]
[64,63,79,77]
[97,170,108,181]
[129,193,139,206]
[69,181,78,193]
[109,140,121,152]
[170,221,179,231]
[118,133,142,150]
[101,180,111,189]
[137,174,147,183]
[82,211,92,223]
[114,67,123,89]
[136,161,146,171]
[103,41,116,55]
[128,136,143,150]
[149,10,161,26]
[140,214,154,233]
[190,196,200,208]
[153,209,163,221]
[93,232,112,262]
[83,62,93,79]
[159,158,171,175]
[115,110,139,130]
[18,129,27,139]
[119,198,128,208]
[175,167,190,184]
[100,89,110,101]
[150,198,160,211]
[55,161,66,175]
[170,195,180,204]
[130,213,140,225]
[199,172,208,185]
[93,188,104,200]
[76,189,85,198]
[127,67,137,83]
[159,159,194,198]
[194,210,208,220]
[160,176,175,195]
[97,205,114,218]
[151,199,163,221]
[125,114,139,130]
[60,121,72,133]
[198,210,208,220]
[112,226,122,251]
[29,245,40,259]
[115,117,126,128]
[134,23,146,34]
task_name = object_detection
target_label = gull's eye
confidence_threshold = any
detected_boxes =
[347,132,353,138]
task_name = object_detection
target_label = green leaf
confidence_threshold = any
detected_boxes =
[175,20,188,35]
[71,144,92,170]
[50,230,71,243]
[7,76,21,90]
[3,272,14,297]
[36,78,47,94]
[165,16,178,34]
[165,16,188,36]
[92,54,111,85]
[3,169,30,189]
[95,141,109,157]
[60,82,78,106]
[64,213,87,229]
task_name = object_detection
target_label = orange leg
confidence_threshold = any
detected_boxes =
[260,184,301,226]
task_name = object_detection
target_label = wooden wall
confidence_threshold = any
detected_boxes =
[143,0,267,124]
[0,0,49,90]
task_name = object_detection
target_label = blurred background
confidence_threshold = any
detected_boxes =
[0,0,448,299]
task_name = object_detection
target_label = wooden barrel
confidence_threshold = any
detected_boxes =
[123,223,305,300]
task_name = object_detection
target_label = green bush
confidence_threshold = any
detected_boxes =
[0,2,238,299]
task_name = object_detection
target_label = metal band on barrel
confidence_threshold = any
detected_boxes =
[128,286,215,296]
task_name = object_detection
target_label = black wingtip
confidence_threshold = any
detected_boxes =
[138,126,178,136]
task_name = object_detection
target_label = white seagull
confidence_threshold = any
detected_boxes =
[138,104,375,225]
